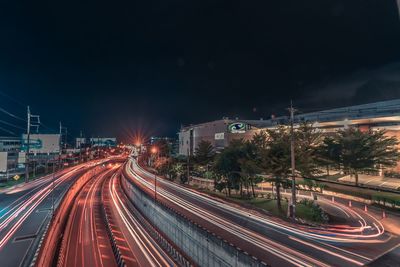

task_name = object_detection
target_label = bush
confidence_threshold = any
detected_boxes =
[298,199,329,223]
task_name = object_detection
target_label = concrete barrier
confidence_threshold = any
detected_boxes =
[121,174,269,267]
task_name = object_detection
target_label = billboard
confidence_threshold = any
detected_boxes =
[0,152,7,172]
[90,138,117,147]
[21,134,61,154]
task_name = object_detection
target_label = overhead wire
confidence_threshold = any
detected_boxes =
[0,126,16,136]
[0,107,26,122]
[0,119,25,131]
[0,90,26,108]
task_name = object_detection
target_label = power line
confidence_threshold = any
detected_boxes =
[0,90,26,107]
[0,126,16,136]
[0,119,25,131]
[39,121,57,134]
[0,107,26,122]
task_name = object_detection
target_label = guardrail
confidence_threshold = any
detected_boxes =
[101,202,126,267]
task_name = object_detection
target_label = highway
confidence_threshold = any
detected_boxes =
[55,161,176,267]
[58,166,118,267]
[105,169,176,266]
[125,157,400,267]
[0,160,107,267]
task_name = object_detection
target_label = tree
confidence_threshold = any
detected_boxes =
[316,135,341,175]
[253,123,322,211]
[154,156,171,176]
[153,139,171,157]
[257,127,292,211]
[295,122,323,178]
[239,156,262,197]
[334,128,400,186]
[169,162,184,181]
[194,140,215,166]
[213,139,244,196]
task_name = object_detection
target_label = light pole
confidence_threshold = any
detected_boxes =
[51,160,55,217]
[288,101,297,219]
[151,147,158,202]
[25,106,31,183]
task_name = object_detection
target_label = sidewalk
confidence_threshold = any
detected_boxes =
[339,174,400,190]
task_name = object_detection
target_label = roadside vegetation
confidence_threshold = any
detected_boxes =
[141,124,400,221]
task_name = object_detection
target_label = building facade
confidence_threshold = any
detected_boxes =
[178,99,400,157]
[178,118,272,156]
[0,137,21,175]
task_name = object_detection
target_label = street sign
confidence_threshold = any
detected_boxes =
[13,175,20,181]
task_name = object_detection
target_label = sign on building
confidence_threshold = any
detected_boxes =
[214,133,225,140]
[228,122,247,133]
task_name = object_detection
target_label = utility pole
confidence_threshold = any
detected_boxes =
[51,161,55,217]
[154,172,157,202]
[59,122,68,168]
[187,148,190,183]
[288,101,297,219]
[79,130,83,163]
[25,106,40,183]
[25,106,31,183]
[59,122,62,169]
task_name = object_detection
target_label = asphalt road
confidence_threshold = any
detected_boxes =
[125,158,400,267]
[0,160,107,267]
[104,168,175,266]
[60,167,117,267]
[57,161,175,267]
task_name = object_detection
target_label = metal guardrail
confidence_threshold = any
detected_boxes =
[100,202,126,267]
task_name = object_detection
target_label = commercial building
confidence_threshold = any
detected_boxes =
[0,137,21,176]
[178,118,272,156]
[0,136,21,152]
[178,99,400,156]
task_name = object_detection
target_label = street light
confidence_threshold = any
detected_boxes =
[151,147,158,202]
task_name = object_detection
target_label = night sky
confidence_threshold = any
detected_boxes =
[0,1,400,142]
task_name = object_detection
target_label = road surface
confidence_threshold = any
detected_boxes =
[0,160,107,267]
[59,166,118,267]
[125,158,400,267]
[104,168,176,266]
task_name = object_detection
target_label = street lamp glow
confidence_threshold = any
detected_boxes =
[151,147,158,154]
